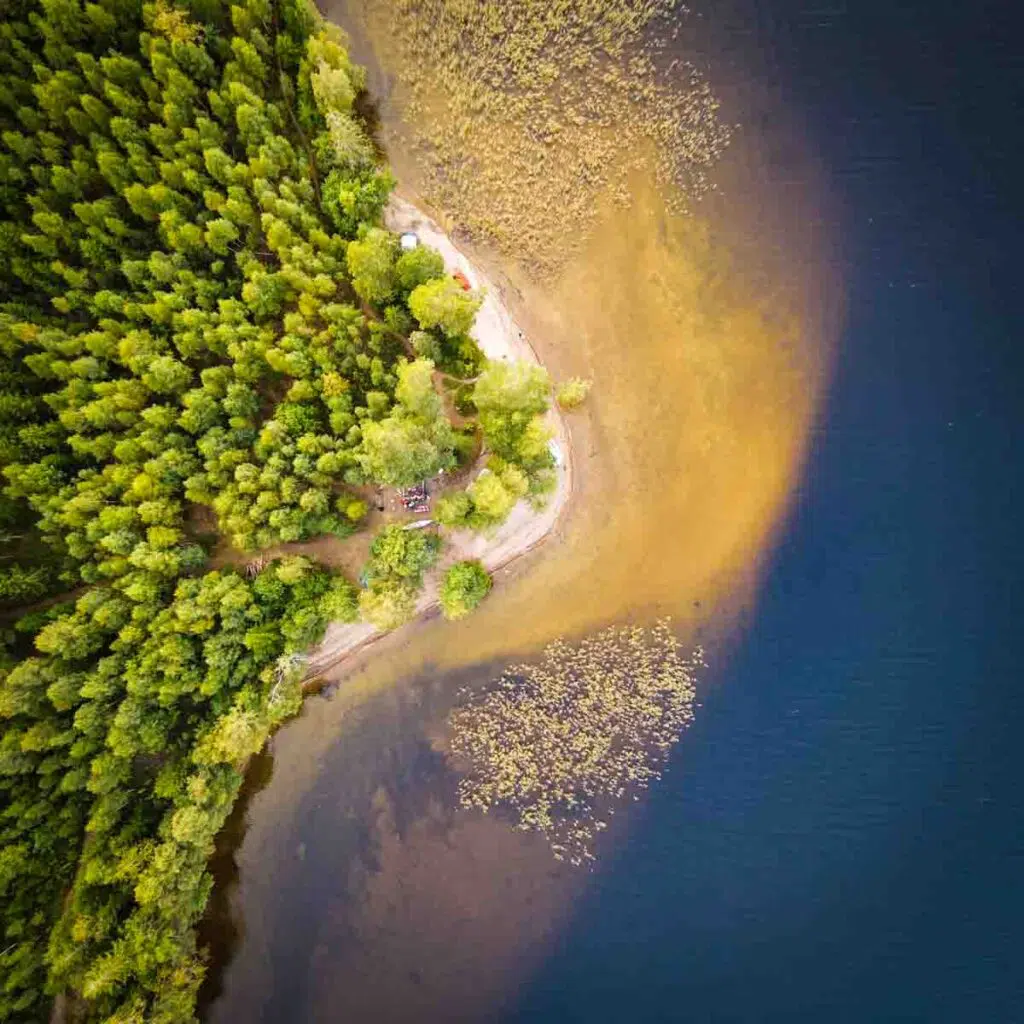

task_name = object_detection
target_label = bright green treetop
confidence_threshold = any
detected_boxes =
[346,227,398,304]
[408,276,482,336]
[395,244,446,293]
[439,560,492,620]
[356,359,456,487]
[472,360,551,416]
[365,523,441,584]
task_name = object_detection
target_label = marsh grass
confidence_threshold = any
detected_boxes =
[352,0,733,269]
[448,621,703,864]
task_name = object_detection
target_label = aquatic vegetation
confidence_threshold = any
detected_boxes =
[448,622,703,864]
[351,0,734,269]
[556,377,594,410]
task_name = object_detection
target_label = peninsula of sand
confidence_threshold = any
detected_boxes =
[304,197,574,677]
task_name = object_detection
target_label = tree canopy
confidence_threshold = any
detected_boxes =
[357,523,441,630]
[354,359,456,487]
[346,227,398,303]
[365,523,441,584]
[408,276,482,336]
[439,560,492,620]
[0,1,471,1020]
[395,243,445,293]
[473,360,552,417]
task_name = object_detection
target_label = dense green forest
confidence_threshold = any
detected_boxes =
[0,0,560,1019]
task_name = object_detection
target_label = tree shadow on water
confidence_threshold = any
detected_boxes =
[196,656,515,1024]
[195,747,276,1017]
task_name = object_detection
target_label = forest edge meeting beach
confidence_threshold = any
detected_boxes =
[303,196,575,680]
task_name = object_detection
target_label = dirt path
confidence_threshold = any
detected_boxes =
[304,198,574,676]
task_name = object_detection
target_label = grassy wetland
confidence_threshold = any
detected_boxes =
[207,0,842,1019]
[343,0,734,270]
[450,623,704,865]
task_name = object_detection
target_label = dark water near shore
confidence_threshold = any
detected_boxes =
[206,1,1023,1021]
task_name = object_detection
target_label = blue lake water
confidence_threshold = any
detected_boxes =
[508,1,1023,1019]
[205,1,1023,1020]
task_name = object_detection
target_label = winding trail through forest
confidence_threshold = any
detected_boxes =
[304,198,574,677]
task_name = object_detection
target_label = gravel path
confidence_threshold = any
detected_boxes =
[304,198,573,676]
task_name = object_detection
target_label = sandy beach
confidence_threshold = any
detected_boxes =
[303,198,574,676]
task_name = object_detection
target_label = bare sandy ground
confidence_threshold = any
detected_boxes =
[304,199,573,676]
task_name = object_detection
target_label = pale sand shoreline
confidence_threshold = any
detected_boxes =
[303,197,574,679]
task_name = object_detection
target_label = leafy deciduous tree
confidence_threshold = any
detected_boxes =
[408,276,482,337]
[439,560,492,620]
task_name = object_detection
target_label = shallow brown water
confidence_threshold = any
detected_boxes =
[206,5,843,1020]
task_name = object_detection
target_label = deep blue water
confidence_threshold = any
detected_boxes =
[507,1,1023,1021]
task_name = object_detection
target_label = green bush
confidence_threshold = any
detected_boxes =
[454,383,478,415]
[439,560,492,620]
[342,497,369,522]
[436,491,472,528]
[364,524,441,584]
[556,376,593,409]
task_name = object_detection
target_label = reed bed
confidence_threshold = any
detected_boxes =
[449,621,704,864]
[355,0,734,270]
